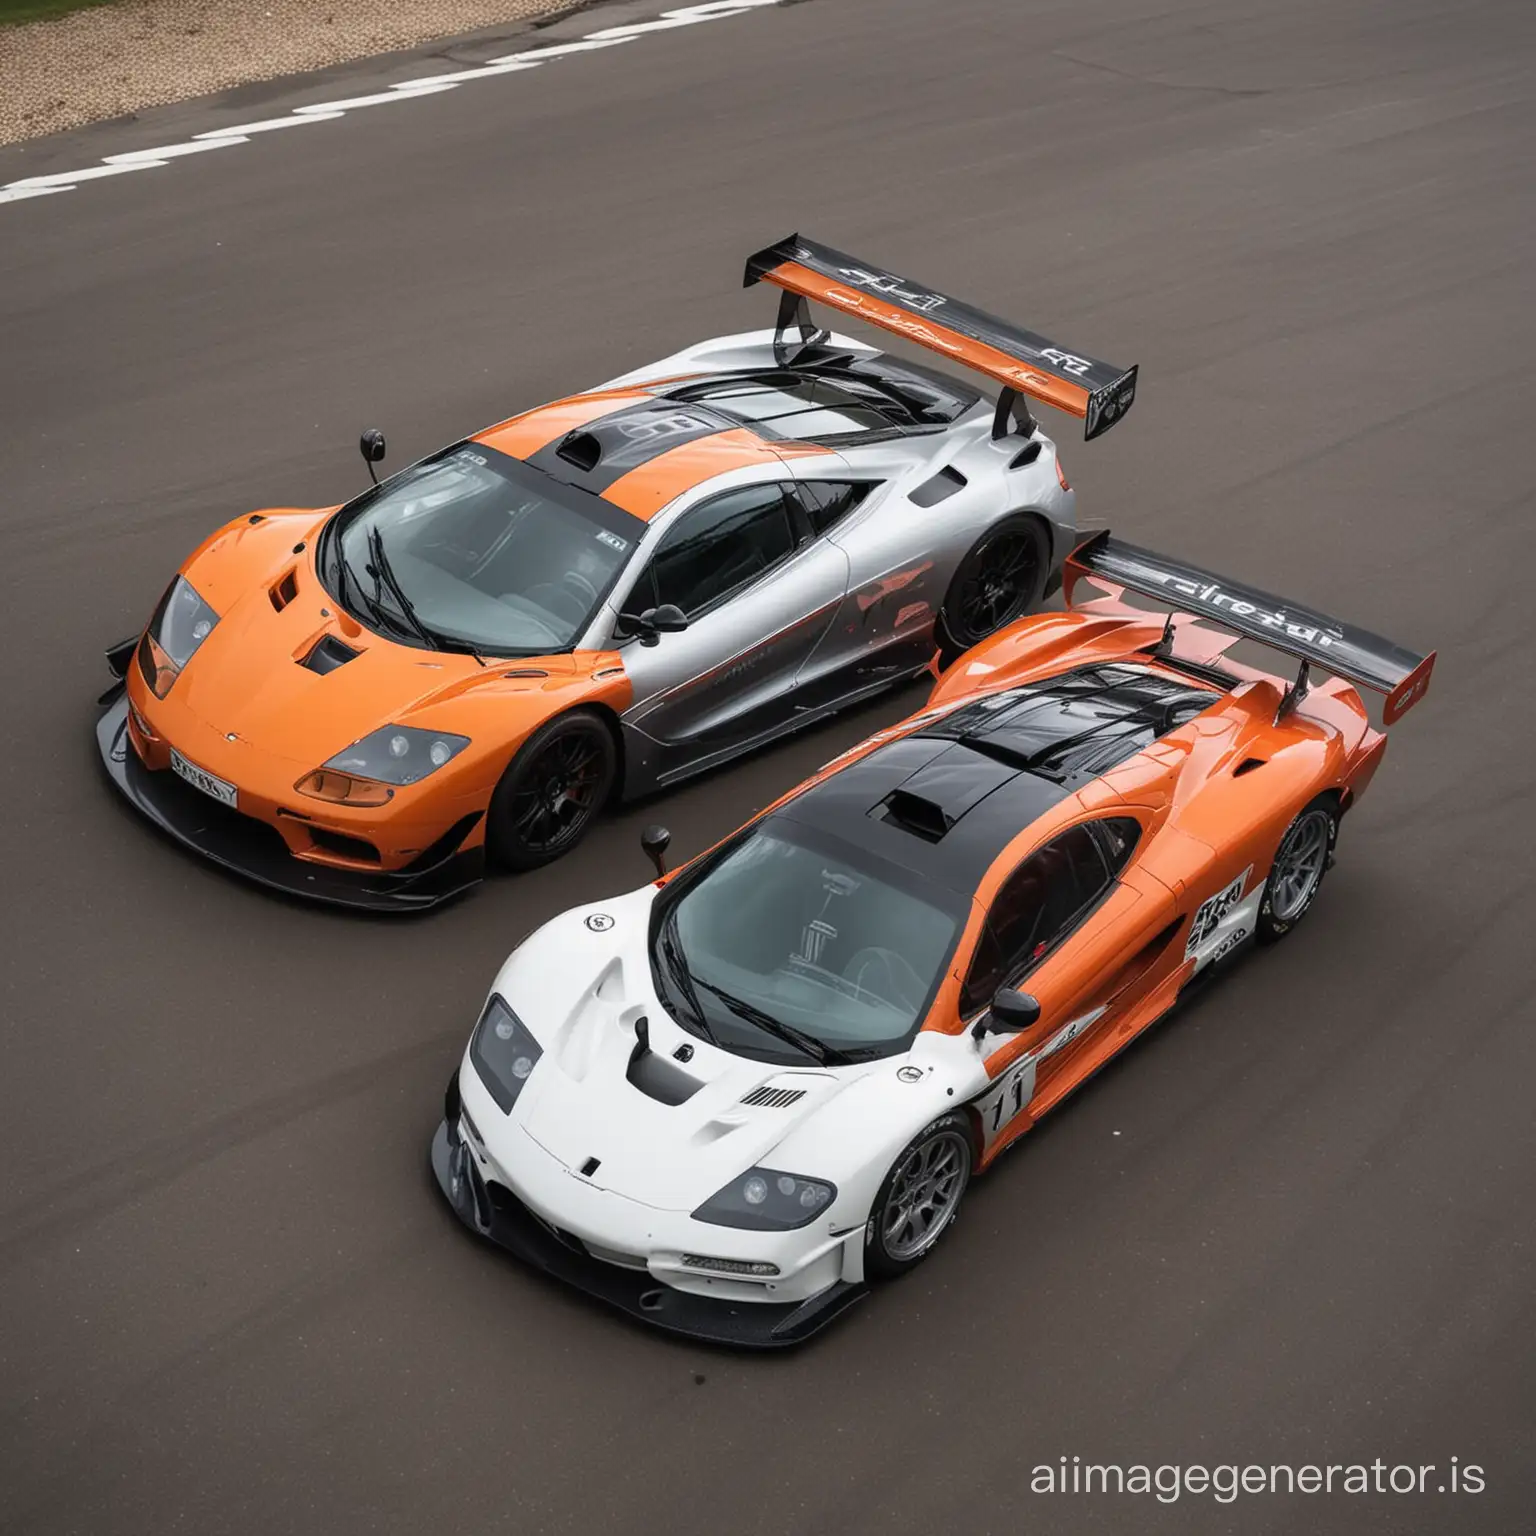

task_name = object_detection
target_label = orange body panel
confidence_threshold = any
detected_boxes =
[602,430,831,519]
[125,507,632,873]
[474,390,655,461]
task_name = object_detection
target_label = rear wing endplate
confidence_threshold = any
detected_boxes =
[744,234,1138,440]
[1065,533,1436,724]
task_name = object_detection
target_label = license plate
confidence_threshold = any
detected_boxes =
[170,748,239,808]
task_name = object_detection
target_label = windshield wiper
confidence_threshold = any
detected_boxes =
[658,911,716,1044]
[366,526,486,666]
[689,975,851,1066]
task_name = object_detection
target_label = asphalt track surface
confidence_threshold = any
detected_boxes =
[2,1,1533,1531]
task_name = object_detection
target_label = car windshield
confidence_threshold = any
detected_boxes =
[327,444,642,656]
[656,819,966,1064]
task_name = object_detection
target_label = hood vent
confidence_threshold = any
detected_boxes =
[740,1085,807,1109]
[626,1041,702,1106]
[301,634,361,675]
[269,569,299,611]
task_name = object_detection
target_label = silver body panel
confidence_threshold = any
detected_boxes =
[574,329,1077,798]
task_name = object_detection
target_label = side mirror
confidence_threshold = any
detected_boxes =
[641,824,672,878]
[636,604,688,647]
[971,988,1041,1041]
[359,429,387,485]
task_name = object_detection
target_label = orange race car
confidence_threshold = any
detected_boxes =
[427,533,1435,1345]
[94,235,1139,910]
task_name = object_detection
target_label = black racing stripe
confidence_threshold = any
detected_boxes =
[777,737,1071,897]
[524,400,742,493]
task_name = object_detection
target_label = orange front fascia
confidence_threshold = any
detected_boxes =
[126,514,634,875]
[759,260,1095,420]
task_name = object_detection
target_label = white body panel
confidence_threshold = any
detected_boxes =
[455,886,993,1306]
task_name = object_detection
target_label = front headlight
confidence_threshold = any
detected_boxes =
[469,995,543,1113]
[137,576,219,697]
[693,1167,836,1231]
[296,723,471,804]
[323,724,470,786]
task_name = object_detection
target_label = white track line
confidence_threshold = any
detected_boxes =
[0,1,780,209]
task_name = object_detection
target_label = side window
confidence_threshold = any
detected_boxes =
[648,484,796,618]
[619,563,658,619]
[1092,816,1142,878]
[960,823,1124,1014]
[795,481,875,535]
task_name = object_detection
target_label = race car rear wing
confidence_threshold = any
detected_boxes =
[1065,532,1436,724]
[743,234,1139,440]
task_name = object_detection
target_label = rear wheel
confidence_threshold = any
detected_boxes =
[937,514,1050,665]
[864,1112,974,1280]
[1255,798,1339,943]
[486,710,616,871]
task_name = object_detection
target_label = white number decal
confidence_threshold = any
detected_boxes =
[1186,867,1254,956]
[1040,346,1093,377]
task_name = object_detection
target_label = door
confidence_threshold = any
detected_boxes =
[617,481,850,783]
[970,818,1158,1156]
[790,477,939,708]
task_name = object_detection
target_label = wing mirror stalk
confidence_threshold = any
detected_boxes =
[641,824,672,879]
[359,429,387,486]
[971,988,1041,1042]
[618,604,689,647]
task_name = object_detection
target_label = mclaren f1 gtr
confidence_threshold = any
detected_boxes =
[94,235,1138,910]
[431,533,1434,1345]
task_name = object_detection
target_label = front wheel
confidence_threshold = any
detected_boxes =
[486,709,616,872]
[1255,797,1340,943]
[864,1112,974,1280]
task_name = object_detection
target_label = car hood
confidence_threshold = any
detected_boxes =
[495,891,872,1212]
[171,512,583,766]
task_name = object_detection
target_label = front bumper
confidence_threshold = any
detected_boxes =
[96,686,483,912]
[430,1109,866,1349]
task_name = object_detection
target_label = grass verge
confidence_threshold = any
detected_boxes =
[1,0,117,27]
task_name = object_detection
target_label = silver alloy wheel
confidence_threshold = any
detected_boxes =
[881,1129,970,1261]
[1269,809,1332,921]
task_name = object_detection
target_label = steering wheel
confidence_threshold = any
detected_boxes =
[522,570,599,629]
[841,947,929,1013]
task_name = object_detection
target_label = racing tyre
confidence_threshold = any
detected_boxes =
[865,1112,974,1280]
[1255,797,1340,944]
[937,514,1050,665]
[487,709,617,872]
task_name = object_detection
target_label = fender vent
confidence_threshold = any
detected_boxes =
[740,1085,807,1109]
[1009,441,1042,469]
[909,466,967,507]
[269,569,299,611]
[301,634,361,675]
[1233,756,1267,777]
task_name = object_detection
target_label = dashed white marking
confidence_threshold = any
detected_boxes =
[0,0,781,209]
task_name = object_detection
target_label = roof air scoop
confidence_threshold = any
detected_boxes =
[556,430,603,473]
[875,788,954,843]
